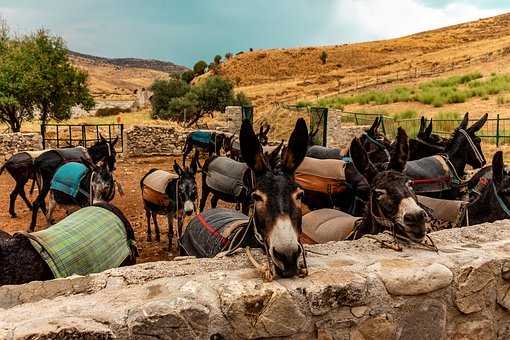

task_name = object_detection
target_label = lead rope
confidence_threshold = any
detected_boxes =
[89,171,96,206]
[458,129,484,164]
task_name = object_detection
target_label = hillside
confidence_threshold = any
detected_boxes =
[219,13,510,112]
[69,51,189,100]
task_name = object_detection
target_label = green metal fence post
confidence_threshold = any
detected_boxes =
[355,112,359,125]
[496,114,500,147]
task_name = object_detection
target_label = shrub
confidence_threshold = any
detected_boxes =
[193,60,208,76]
[320,50,328,64]
[180,70,195,84]
[435,111,460,120]
[214,55,222,65]
[150,79,190,119]
[393,110,418,120]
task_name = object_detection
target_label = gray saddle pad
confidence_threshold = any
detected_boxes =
[206,157,250,197]
[302,208,361,244]
[48,147,91,163]
[180,208,249,257]
[405,155,452,193]
[306,145,343,160]
[417,195,467,228]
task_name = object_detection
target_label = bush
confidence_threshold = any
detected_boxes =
[435,111,460,120]
[150,79,190,119]
[320,50,328,64]
[95,107,129,117]
[214,55,222,65]
[193,60,208,76]
[393,110,418,120]
[181,70,195,84]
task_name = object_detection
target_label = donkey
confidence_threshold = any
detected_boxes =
[45,158,116,226]
[140,155,198,250]
[408,117,448,161]
[302,128,428,246]
[404,113,487,199]
[0,203,137,286]
[359,117,392,166]
[224,124,271,161]
[180,118,309,279]
[182,130,229,166]
[29,136,118,231]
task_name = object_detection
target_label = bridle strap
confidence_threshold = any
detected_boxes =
[458,129,484,164]
[362,132,391,163]
[493,182,510,217]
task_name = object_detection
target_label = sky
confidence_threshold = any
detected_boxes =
[0,0,509,67]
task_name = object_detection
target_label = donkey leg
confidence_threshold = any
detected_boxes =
[18,182,33,211]
[152,211,161,242]
[30,182,50,231]
[45,191,57,226]
[199,187,209,212]
[145,207,152,242]
[211,195,219,209]
[8,185,19,218]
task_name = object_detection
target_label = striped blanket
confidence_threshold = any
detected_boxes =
[23,206,131,278]
[180,208,250,257]
[50,162,88,198]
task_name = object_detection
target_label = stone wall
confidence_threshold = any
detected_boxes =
[126,125,188,157]
[0,133,42,160]
[1,222,510,339]
[331,124,369,149]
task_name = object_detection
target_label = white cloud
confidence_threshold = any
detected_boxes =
[331,0,505,41]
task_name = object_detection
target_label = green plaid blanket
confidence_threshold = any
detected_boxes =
[24,206,131,278]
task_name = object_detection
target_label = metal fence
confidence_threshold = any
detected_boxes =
[41,123,124,152]
[341,111,510,146]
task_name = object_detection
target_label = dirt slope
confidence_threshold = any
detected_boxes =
[219,13,510,110]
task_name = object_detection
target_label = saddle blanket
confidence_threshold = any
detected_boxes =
[22,149,50,159]
[51,146,91,163]
[417,195,467,228]
[22,206,131,278]
[405,155,453,193]
[142,170,178,206]
[180,208,249,257]
[206,157,250,197]
[295,157,347,194]
[191,130,215,144]
[302,208,361,244]
[50,162,88,198]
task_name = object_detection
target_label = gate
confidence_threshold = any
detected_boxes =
[309,107,328,146]
[41,123,124,152]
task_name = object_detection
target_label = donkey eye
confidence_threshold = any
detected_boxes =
[374,189,386,199]
[295,190,304,201]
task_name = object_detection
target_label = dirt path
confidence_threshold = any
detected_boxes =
[0,156,227,264]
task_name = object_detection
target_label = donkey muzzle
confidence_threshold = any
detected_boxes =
[183,201,195,216]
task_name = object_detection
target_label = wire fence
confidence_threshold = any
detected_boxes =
[341,111,510,146]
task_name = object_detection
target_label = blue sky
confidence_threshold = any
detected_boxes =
[0,0,508,67]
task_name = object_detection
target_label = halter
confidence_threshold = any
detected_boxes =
[458,129,484,165]
[362,132,391,163]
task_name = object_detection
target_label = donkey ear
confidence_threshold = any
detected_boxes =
[282,118,308,174]
[459,112,469,130]
[259,125,264,135]
[418,116,426,135]
[467,113,488,134]
[241,119,268,174]
[190,151,199,174]
[368,117,380,135]
[425,119,433,137]
[267,141,284,169]
[389,127,409,172]
[111,136,119,147]
[173,161,184,176]
[264,124,271,135]
[492,151,504,185]
[350,137,378,183]
[99,134,107,142]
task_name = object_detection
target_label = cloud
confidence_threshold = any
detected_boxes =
[331,0,505,41]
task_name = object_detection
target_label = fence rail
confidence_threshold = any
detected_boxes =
[41,123,124,152]
[341,111,510,146]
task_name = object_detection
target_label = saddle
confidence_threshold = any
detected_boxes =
[206,157,250,197]
[22,149,50,160]
[142,170,178,206]
[191,130,216,145]
[50,162,89,198]
[417,195,467,229]
[302,208,361,244]
[295,157,347,194]
[180,208,250,257]
[20,206,132,278]
[405,155,455,193]
[306,145,343,160]
[51,146,91,163]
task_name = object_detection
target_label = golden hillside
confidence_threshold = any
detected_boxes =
[219,13,510,110]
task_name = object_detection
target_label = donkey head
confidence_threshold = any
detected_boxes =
[492,151,510,207]
[351,127,427,242]
[257,124,271,146]
[241,118,308,278]
[360,117,392,165]
[88,135,118,171]
[446,113,487,169]
[82,157,115,203]
[173,152,198,216]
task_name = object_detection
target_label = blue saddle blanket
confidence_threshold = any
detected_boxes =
[51,162,88,198]
[191,130,214,144]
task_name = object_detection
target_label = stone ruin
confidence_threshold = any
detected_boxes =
[1,222,510,339]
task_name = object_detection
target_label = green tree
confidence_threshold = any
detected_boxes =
[0,27,94,131]
[320,50,328,65]
[149,79,190,119]
[214,54,222,65]
[180,70,195,84]
[193,60,208,76]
